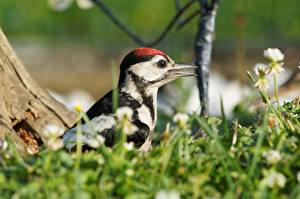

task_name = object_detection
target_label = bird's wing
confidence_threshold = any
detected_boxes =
[85,90,114,120]
[63,90,144,150]
[85,90,141,120]
[63,114,116,150]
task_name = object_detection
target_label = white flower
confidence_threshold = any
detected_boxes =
[43,124,65,137]
[48,0,94,12]
[173,113,189,128]
[86,135,105,148]
[48,0,73,11]
[116,107,134,121]
[96,135,105,144]
[123,142,135,151]
[263,150,282,165]
[267,62,285,75]
[297,172,300,183]
[155,190,180,199]
[266,171,286,188]
[76,0,94,9]
[27,145,39,154]
[125,169,134,176]
[0,139,8,151]
[254,76,269,90]
[254,63,268,76]
[263,48,284,62]
[116,107,138,134]
[86,139,99,148]
[123,122,138,135]
[98,155,105,165]
[47,138,64,151]
[43,124,65,151]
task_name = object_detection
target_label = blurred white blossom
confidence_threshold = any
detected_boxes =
[116,107,137,135]
[48,0,94,11]
[297,172,300,183]
[264,48,284,62]
[47,139,64,151]
[96,135,105,144]
[267,62,285,75]
[27,146,39,155]
[263,150,282,165]
[0,139,8,151]
[43,124,65,151]
[125,169,134,176]
[254,74,269,90]
[262,48,285,75]
[86,139,99,148]
[98,155,105,165]
[116,107,134,121]
[266,171,286,188]
[254,63,268,76]
[76,0,94,9]
[43,124,65,137]
[123,142,135,151]
[48,0,73,11]
[155,190,180,199]
[86,135,105,148]
[123,122,138,135]
[173,113,189,128]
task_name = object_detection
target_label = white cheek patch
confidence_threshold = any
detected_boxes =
[63,115,115,150]
[130,55,169,81]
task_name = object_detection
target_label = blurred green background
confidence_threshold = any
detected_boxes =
[2,0,300,46]
[0,0,299,97]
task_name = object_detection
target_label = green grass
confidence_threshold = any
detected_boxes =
[1,97,300,198]
[1,49,300,198]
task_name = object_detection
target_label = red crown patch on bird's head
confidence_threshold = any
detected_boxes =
[132,47,169,61]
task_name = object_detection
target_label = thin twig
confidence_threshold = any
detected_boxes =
[91,0,197,47]
[174,0,184,25]
[176,8,200,30]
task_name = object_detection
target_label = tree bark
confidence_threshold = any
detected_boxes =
[195,0,220,116]
[0,27,77,154]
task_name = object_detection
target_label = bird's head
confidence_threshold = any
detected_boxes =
[118,47,196,89]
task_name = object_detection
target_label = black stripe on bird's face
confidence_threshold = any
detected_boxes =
[118,53,153,86]
[127,71,155,122]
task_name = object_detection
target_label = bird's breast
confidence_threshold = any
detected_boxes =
[137,104,156,131]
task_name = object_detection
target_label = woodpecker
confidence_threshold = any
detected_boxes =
[62,47,196,151]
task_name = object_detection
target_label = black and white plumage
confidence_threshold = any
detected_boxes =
[63,48,196,151]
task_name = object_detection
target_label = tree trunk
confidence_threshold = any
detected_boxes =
[0,27,77,154]
[195,0,220,116]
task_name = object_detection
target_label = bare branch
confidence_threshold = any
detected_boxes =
[176,9,200,30]
[91,0,197,47]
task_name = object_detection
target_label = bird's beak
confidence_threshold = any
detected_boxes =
[166,64,197,79]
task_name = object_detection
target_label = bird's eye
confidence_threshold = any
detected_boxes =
[157,59,167,68]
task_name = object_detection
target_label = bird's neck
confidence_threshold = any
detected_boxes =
[120,76,158,130]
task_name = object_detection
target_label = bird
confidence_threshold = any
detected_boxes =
[62,47,196,151]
